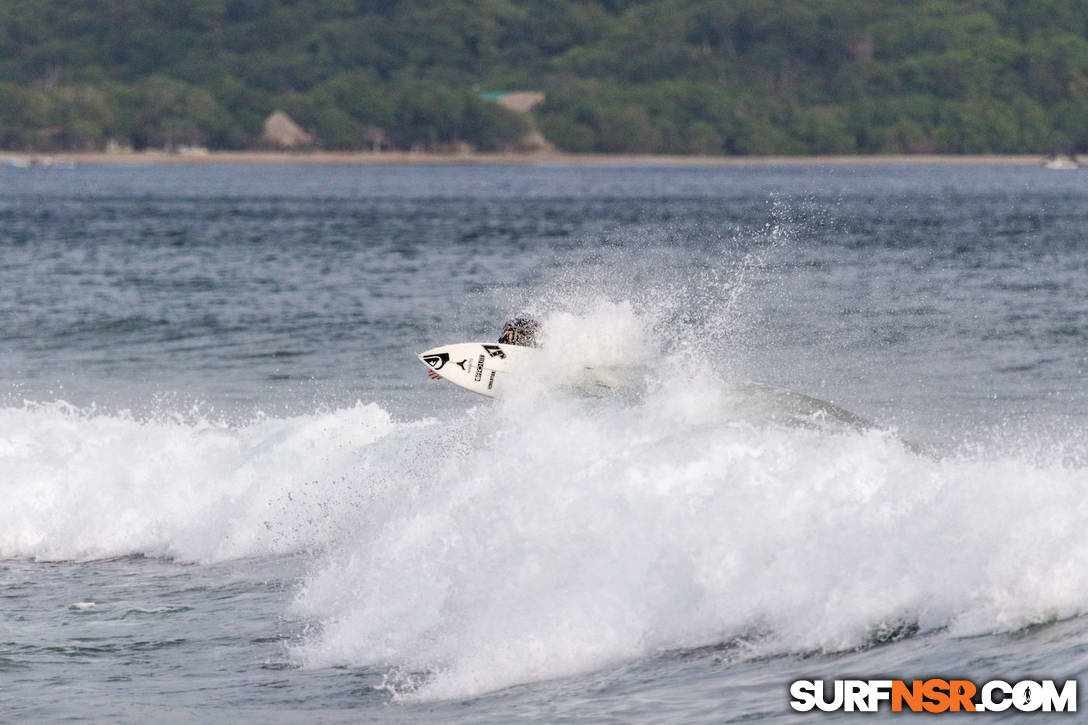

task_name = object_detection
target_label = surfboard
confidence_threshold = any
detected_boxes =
[418,342,534,398]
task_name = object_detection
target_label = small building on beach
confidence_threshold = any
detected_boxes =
[480,91,546,113]
[260,111,315,149]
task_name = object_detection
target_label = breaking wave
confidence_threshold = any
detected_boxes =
[2,302,1084,701]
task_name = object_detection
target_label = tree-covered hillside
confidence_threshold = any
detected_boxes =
[2,0,1087,154]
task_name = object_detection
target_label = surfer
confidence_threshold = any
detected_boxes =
[498,317,539,347]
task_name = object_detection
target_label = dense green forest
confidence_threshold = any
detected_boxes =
[2,0,1087,154]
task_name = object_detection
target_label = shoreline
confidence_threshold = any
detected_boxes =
[2,150,1074,167]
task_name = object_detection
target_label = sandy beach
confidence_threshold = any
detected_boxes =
[2,150,1074,167]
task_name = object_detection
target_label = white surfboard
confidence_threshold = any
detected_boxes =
[418,342,535,398]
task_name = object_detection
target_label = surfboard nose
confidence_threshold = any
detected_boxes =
[418,351,446,380]
[419,350,451,372]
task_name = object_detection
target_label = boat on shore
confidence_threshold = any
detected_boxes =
[1044,154,1079,170]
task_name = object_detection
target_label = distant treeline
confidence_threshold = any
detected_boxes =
[2,0,1087,154]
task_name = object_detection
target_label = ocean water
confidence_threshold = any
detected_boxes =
[1,163,1086,722]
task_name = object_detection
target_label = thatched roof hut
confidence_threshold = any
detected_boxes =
[260,111,315,149]
[480,91,546,113]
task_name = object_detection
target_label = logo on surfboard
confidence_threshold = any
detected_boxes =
[422,352,450,370]
[482,344,506,359]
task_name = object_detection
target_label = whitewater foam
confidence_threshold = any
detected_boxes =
[286,369,1088,701]
[0,400,397,562]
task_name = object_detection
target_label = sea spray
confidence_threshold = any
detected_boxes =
[284,318,1088,699]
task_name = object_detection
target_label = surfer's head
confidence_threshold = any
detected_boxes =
[498,317,539,347]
